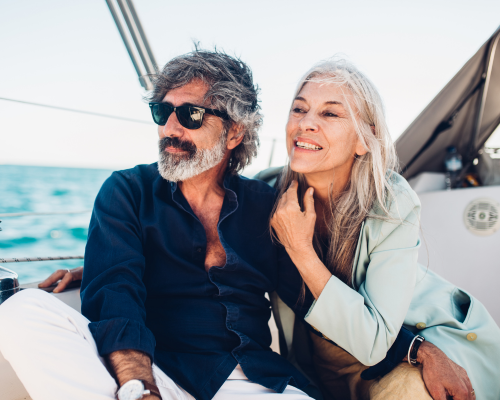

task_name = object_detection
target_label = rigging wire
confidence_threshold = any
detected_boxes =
[0,210,92,218]
[0,96,153,125]
[0,95,284,142]
[0,256,84,264]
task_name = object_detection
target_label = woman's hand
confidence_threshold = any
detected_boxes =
[271,180,331,299]
[271,180,316,255]
[38,266,83,293]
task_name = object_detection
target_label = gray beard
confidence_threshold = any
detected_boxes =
[157,133,227,182]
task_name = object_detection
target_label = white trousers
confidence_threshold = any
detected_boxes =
[0,289,310,400]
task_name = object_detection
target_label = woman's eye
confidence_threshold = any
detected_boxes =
[323,112,339,118]
[292,107,305,113]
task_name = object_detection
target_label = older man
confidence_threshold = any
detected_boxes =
[0,50,472,400]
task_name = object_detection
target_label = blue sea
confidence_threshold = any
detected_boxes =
[0,165,113,284]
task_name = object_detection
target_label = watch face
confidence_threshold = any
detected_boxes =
[118,380,145,400]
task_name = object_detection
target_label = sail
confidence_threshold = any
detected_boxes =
[397,26,500,179]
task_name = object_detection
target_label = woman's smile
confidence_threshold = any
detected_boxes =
[294,137,324,151]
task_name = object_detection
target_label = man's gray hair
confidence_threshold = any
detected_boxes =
[148,49,262,175]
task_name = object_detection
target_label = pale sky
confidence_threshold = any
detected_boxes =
[1,0,500,175]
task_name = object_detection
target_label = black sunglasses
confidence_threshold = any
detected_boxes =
[149,102,228,130]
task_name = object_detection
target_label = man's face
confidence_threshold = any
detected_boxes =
[157,79,228,182]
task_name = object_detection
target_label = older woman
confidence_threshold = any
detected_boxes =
[270,59,500,400]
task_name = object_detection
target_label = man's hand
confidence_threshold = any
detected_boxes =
[418,341,474,400]
[38,266,83,293]
[142,395,161,400]
[107,349,160,400]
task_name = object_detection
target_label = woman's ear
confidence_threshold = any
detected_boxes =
[355,140,368,156]
[355,130,369,156]
[227,124,245,150]
[355,125,374,156]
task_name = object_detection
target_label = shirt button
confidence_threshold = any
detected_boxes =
[466,332,477,341]
[416,322,426,330]
[228,324,232,329]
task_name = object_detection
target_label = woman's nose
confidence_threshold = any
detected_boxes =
[298,112,319,132]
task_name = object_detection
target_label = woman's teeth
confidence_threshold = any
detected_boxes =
[296,141,322,150]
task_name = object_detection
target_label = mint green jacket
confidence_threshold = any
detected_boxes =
[298,172,500,400]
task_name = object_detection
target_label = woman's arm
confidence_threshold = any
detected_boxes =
[271,181,331,298]
[272,181,420,365]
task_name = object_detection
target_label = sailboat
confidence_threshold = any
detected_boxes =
[1,1,500,398]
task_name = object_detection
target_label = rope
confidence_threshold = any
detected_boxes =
[0,210,92,218]
[0,96,153,125]
[0,256,84,263]
[0,97,286,142]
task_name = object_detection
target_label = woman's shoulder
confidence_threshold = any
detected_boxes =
[359,171,421,255]
[371,171,421,220]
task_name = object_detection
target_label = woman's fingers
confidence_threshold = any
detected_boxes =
[271,181,316,254]
[303,187,315,217]
[38,269,67,288]
[272,195,285,228]
[286,180,299,203]
[53,271,74,293]
[276,189,287,213]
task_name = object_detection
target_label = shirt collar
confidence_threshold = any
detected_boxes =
[160,171,237,223]
[168,172,237,200]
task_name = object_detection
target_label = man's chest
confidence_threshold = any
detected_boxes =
[141,187,279,293]
[195,209,227,272]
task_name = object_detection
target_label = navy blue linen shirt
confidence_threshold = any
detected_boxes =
[81,163,414,400]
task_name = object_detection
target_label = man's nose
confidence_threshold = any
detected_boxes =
[159,111,184,138]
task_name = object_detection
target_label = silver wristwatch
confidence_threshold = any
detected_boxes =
[117,379,159,400]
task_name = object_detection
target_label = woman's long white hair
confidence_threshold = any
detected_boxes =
[273,57,399,286]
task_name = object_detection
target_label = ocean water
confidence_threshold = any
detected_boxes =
[0,165,113,284]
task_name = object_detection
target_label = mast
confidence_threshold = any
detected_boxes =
[105,0,158,90]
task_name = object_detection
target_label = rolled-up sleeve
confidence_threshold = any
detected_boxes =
[304,189,421,366]
[81,171,156,360]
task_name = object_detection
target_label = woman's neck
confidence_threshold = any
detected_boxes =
[303,166,351,239]
[303,166,351,205]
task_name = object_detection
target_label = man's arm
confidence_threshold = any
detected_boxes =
[361,330,474,400]
[81,171,157,396]
[107,350,160,400]
[38,266,83,293]
[417,341,474,400]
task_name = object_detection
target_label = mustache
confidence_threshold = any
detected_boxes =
[159,136,197,154]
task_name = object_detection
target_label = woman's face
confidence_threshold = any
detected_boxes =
[286,81,367,178]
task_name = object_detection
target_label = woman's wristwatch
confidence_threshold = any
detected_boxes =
[407,335,425,366]
[116,379,162,400]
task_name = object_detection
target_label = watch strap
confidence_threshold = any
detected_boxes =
[142,380,162,399]
[408,335,425,366]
